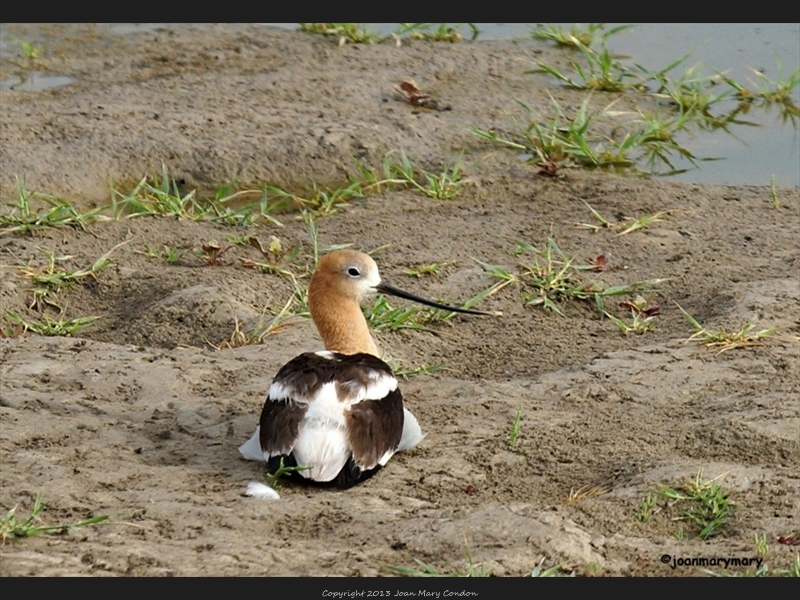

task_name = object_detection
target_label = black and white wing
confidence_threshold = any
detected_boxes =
[239,350,421,489]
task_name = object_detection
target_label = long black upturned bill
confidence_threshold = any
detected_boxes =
[374,282,494,316]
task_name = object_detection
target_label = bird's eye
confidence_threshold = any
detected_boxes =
[347,267,360,277]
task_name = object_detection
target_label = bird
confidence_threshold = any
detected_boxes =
[239,249,495,499]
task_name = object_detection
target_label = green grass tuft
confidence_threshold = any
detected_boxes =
[652,471,735,540]
[531,23,634,48]
[475,237,666,317]
[677,304,778,354]
[1,491,108,543]
[299,23,381,44]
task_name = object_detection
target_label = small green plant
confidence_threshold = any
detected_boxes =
[652,66,731,120]
[636,491,658,523]
[718,61,800,120]
[531,23,633,48]
[616,211,670,236]
[239,257,297,278]
[306,181,364,216]
[471,94,704,175]
[470,98,571,168]
[754,533,769,558]
[677,304,778,354]
[396,23,479,42]
[584,562,605,577]
[470,95,642,171]
[475,237,665,316]
[374,151,411,189]
[11,243,126,308]
[369,282,497,332]
[4,311,100,336]
[113,168,202,220]
[1,491,108,543]
[369,152,465,200]
[656,471,734,540]
[263,180,363,217]
[209,181,284,227]
[530,558,568,577]
[790,553,800,577]
[163,246,183,264]
[631,109,699,173]
[287,279,312,319]
[384,545,491,577]
[508,404,523,446]
[530,42,643,93]
[383,558,489,577]
[224,233,256,246]
[264,457,312,490]
[391,362,447,380]
[15,247,117,290]
[418,157,464,200]
[606,295,660,334]
[298,210,357,274]
[574,201,617,232]
[365,296,431,333]
[240,235,302,277]
[13,37,42,59]
[403,261,452,278]
[770,174,780,208]
[575,201,672,236]
[138,244,184,264]
[299,23,381,44]
[702,565,768,577]
[349,152,468,201]
[1,178,110,234]
[350,155,409,195]
[701,557,800,578]
[112,165,283,226]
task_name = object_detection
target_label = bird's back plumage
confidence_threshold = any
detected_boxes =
[250,350,405,487]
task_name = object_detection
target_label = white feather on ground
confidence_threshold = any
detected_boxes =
[245,481,280,500]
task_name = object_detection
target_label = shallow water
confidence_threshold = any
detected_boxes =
[0,71,76,91]
[590,23,799,187]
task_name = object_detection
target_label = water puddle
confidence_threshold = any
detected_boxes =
[0,72,76,92]
[597,23,799,186]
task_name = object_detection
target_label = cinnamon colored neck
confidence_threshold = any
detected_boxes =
[309,284,380,357]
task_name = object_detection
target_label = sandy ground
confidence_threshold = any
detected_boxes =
[1,23,799,577]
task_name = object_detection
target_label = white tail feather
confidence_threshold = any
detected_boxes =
[398,408,426,452]
[239,427,266,462]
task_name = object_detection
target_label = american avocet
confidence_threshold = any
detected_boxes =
[239,249,494,499]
